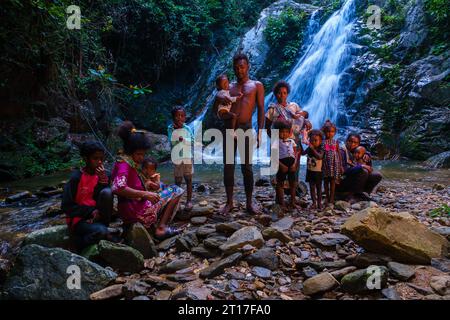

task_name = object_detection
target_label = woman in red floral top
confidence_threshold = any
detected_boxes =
[111,121,182,240]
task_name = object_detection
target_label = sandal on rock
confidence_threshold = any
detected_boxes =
[154,226,182,241]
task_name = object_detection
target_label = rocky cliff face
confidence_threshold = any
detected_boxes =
[346,0,449,161]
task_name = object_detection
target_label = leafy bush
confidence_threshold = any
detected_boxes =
[264,8,308,69]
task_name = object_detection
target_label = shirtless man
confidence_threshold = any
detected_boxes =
[213,53,265,215]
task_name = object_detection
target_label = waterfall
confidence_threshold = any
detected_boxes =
[266,0,357,129]
[188,0,357,164]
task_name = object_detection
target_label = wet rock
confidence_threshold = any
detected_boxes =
[431,258,450,273]
[203,235,228,250]
[160,259,194,274]
[190,205,214,217]
[341,266,388,294]
[143,275,178,290]
[3,245,116,300]
[335,201,351,212]
[245,247,279,271]
[123,280,152,299]
[346,253,392,268]
[199,253,242,279]
[133,295,151,300]
[433,183,445,191]
[81,244,101,262]
[186,283,211,300]
[192,245,219,259]
[430,276,450,296]
[90,284,124,300]
[295,259,349,271]
[215,222,244,235]
[191,216,207,225]
[302,266,318,278]
[342,208,449,264]
[196,224,217,238]
[124,223,157,259]
[154,290,172,300]
[157,235,179,251]
[255,177,270,187]
[431,227,450,240]
[219,226,264,254]
[166,273,197,283]
[381,287,401,300]
[176,232,199,252]
[5,191,32,204]
[311,233,350,247]
[0,258,11,284]
[21,225,70,249]
[271,217,294,231]
[262,227,293,243]
[255,214,272,227]
[43,204,62,217]
[252,266,272,279]
[330,266,358,280]
[302,272,339,296]
[280,253,295,268]
[97,240,144,273]
[387,262,416,281]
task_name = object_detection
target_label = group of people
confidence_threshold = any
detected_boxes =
[263,79,382,211]
[61,52,381,252]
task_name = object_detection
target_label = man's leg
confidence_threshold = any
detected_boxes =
[239,130,260,214]
[221,129,236,215]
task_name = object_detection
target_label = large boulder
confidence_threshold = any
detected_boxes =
[124,223,157,258]
[342,208,449,264]
[97,240,144,273]
[3,244,116,300]
[219,226,264,254]
[21,225,70,249]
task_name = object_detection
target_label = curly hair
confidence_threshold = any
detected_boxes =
[79,141,104,158]
[171,105,186,119]
[233,52,249,65]
[321,119,337,133]
[272,80,291,95]
[308,129,324,140]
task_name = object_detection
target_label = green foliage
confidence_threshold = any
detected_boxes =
[264,8,308,69]
[425,0,450,52]
[381,64,401,88]
[428,204,450,218]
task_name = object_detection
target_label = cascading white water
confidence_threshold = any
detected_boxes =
[271,0,357,129]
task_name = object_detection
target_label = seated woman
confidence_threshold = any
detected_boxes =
[111,121,183,240]
[62,141,118,252]
[337,133,382,202]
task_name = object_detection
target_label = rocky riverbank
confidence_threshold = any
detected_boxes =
[1,172,449,300]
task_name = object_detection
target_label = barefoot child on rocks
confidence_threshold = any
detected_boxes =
[321,120,344,207]
[167,106,194,211]
[303,129,325,210]
[274,119,299,211]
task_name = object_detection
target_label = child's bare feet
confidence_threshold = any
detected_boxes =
[219,202,234,216]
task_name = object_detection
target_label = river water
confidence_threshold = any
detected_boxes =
[0,161,448,250]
